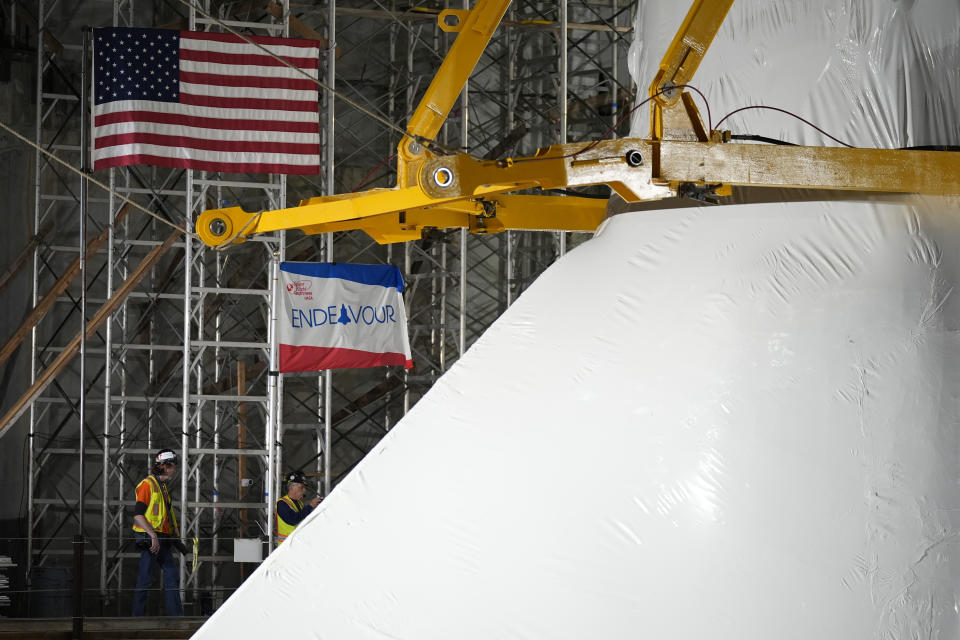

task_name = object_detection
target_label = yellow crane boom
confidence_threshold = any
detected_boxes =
[196,0,960,248]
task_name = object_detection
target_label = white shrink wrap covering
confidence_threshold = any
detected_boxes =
[195,1,960,638]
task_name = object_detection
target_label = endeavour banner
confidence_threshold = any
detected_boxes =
[278,262,413,373]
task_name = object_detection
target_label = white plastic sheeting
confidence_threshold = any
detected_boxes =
[195,1,960,638]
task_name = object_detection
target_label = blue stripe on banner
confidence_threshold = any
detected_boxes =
[280,262,405,292]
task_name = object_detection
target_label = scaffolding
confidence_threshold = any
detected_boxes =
[16,0,635,616]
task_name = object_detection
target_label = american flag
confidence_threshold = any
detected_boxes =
[93,27,321,174]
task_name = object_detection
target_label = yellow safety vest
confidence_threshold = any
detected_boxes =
[275,495,302,544]
[132,475,179,535]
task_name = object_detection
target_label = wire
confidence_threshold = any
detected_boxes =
[714,105,854,148]
[352,153,397,192]
[730,133,797,146]
[901,145,960,152]
[508,84,714,165]
[174,0,442,153]
[574,84,713,158]
[212,210,263,252]
[0,120,190,236]
[507,90,860,173]
[545,188,610,199]
[722,137,960,151]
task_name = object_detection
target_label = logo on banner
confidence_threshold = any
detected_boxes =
[286,280,313,301]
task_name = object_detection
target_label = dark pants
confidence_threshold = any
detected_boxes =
[132,532,183,616]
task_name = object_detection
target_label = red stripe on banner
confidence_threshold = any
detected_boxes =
[179,48,318,69]
[278,344,413,373]
[180,70,317,91]
[95,132,320,155]
[180,30,322,49]
[94,110,318,133]
[179,92,319,112]
[93,154,321,175]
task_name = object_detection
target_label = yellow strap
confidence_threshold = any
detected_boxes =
[148,475,179,535]
[280,496,301,512]
[191,537,198,573]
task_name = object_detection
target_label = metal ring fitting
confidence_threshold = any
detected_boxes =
[208,218,228,238]
[432,166,454,188]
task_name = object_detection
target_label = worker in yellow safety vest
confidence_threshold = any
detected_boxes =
[275,470,321,545]
[132,448,185,616]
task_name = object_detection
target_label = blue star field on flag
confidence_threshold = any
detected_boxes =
[94,28,179,105]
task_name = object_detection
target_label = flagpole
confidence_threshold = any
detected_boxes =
[267,254,280,550]
[324,273,332,497]
[79,26,89,540]
[276,0,290,538]
[74,26,90,639]
[323,0,336,498]
[323,234,333,497]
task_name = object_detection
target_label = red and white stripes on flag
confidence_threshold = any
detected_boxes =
[92,28,320,174]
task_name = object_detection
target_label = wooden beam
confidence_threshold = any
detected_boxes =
[266,1,334,50]
[0,222,52,296]
[0,229,180,440]
[41,30,64,57]
[0,204,131,370]
[658,141,960,194]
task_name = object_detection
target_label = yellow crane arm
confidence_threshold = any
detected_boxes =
[406,1,512,145]
[396,0,512,187]
[649,0,734,104]
[195,0,960,249]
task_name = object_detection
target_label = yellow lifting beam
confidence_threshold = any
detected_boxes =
[196,0,960,249]
[419,138,960,201]
[198,0,515,248]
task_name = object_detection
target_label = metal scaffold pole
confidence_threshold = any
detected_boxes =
[558,0,569,258]
[27,0,45,603]
[459,230,467,357]
[99,60,114,612]
[403,243,411,416]
[440,237,447,372]
[266,256,279,550]
[211,250,223,590]
[459,0,470,360]
[75,25,90,637]
[275,0,291,546]
[180,169,193,603]
[323,0,336,498]
[611,0,621,131]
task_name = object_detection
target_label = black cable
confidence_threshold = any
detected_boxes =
[715,105,854,148]
[545,188,611,199]
[730,134,797,146]
[732,136,960,152]
[900,145,960,152]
